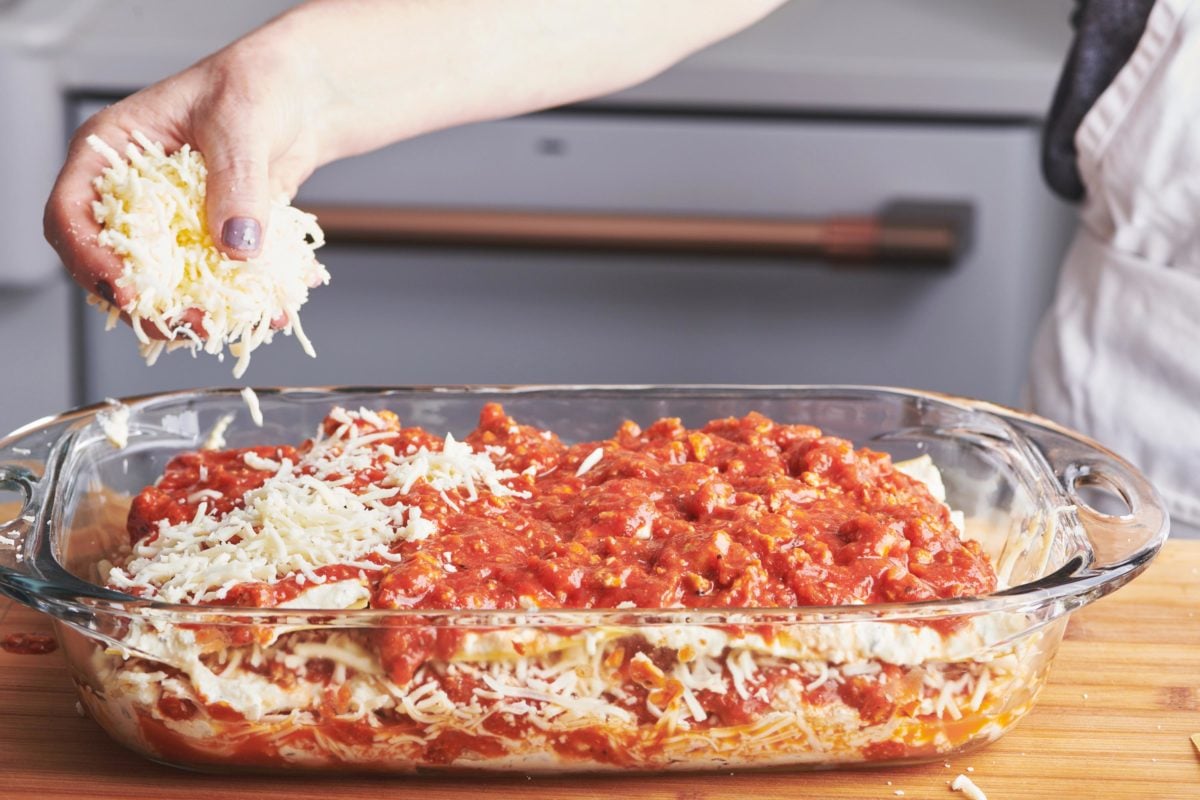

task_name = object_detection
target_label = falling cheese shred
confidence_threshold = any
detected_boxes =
[202,413,237,451]
[86,131,329,378]
[96,398,131,449]
[241,387,264,427]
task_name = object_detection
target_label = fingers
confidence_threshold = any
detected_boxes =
[45,122,206,343]
[174,308,209,340]
[194,120,272,260]
[44,123,137,309]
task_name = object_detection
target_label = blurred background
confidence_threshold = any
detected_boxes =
[0,0,1076,435]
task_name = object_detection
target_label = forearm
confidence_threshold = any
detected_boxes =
[47,0,784,299]
[245,0,785,164]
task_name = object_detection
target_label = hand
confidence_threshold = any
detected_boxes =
[43,38,325,334]
[43,0,786,338]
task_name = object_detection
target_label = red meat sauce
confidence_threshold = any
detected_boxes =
[122,403,996,688]
[1,632,58,655]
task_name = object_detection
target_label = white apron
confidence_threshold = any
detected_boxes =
[1028,0,1200,533]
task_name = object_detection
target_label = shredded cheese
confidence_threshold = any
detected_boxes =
[951,774,987,800]
[575,447,604,478]
[87,131,328,378]
[108,462,421,603]
[202,413,236,451]
[378,433,531,502]
[241,387,264,427]
[97,611,1037,769]
[107,407,528,604]
[96,398,131,449]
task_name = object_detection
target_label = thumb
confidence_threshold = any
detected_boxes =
[197,127,270,260]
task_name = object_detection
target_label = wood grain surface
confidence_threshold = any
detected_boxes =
[0,541,1196,800]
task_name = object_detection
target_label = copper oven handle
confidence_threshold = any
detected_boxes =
[303,198,974,267]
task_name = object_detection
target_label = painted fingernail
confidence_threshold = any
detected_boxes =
[95,280,116,305]
[221,217,261,252]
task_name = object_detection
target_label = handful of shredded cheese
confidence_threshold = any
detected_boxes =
[87,131,329,377]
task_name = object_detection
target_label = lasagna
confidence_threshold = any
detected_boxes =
[84,404,1044,771]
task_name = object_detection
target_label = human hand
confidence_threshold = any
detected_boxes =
[43,37,326,335]
[43,0,786,341]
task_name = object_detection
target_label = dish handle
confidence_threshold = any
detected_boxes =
[0,413,82,608]
[1005,414,1169,579]
[0,464,36,565]
[0,462,50,612]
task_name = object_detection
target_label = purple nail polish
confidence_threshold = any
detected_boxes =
[222,217,261,252]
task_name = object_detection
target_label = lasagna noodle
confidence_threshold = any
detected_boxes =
[88,617,1046,770]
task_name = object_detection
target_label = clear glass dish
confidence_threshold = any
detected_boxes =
[0,386,1168,773]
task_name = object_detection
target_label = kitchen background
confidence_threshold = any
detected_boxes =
[0,0,1076,437]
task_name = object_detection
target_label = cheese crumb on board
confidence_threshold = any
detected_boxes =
[241,387,264,427]
[1191,732,1200,755]
[96,399,131,449]
[86,131,328,378]
[951,774,987,800]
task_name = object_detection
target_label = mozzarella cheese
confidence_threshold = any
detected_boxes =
[241,387,264,427]
[96,398,131,449]
[87,131,328,378]
[105,408,527,604]
[575,446,605,477]
[201,413,237,451]
[97,604,1034,764]
[96,415,1033,769]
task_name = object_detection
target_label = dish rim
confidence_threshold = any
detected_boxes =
[0,384,1170,627]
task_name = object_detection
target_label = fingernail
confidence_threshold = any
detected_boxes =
[95,280,116,305]
[221,217,261,252]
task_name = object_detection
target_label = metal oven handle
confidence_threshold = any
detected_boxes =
[304,198,974,267]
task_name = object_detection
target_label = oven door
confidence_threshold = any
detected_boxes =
[74,107,1072,404]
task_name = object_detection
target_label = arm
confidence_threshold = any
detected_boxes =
[45,0,784,309]
[285,0,784,159]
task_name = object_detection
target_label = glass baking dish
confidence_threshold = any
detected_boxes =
[0,386,1168,774]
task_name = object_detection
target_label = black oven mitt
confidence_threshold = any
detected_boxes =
[1042,0,1157,201]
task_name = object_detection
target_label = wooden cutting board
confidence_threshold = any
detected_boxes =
[0,541,1197,800]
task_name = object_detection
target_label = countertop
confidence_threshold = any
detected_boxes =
[0,540,1196,799]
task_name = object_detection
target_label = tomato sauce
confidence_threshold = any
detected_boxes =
[125,403,994,614]
[1,632,57,655]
